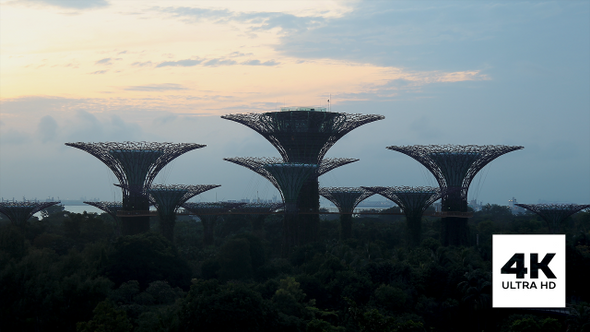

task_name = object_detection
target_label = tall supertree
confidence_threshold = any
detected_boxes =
[261,163,318,255]
[222,108,384,244]
[363,186,447,246]
[182,202,246,246]
[515,203,590,233]
[147,184,221,242]
[0,201,60,229]
[232,202,284,235]
[319,187,375,240]
[65,141,205,235]
[387,144,523,246]
[84,201,124,236]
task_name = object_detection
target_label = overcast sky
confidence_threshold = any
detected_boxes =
[1,0,588,207]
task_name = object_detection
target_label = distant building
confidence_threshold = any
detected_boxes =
[508,197,526,215]
[468,199,483,212]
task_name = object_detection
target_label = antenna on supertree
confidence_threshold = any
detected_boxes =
[319,187,375,240]
[232,202,285,235]
[387,144,523,246]
[147,184,221,242]
[182,202,246,246]
[65,141,205,235]
[84,201,124,237]
[222,108,383,245]
[515,203,590,233]
[0,201,60,230]
[363,186,448,246]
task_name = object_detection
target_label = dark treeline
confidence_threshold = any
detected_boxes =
[1,204,589,332]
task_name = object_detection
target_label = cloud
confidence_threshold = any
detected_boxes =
[21,0,109,9]
[241,59,279,66]
[132,61,153,67]
[89,70,108,74]
[37,115,59,142]
[124,83,188,92]
[203,59,237,67]
[95,58,112,65]
[156,59,202,68]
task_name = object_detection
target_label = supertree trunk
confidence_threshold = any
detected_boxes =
[340,213,353,240]
[159,215,176,242]
[201,215,217,246]
[121,194,150,235]
[441,191,469,246]
[297,177,320,244]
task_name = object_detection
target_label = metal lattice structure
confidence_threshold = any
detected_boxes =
[182,202,246,246]
[262,163,318,209]
[224,157,358,190]
[66,141,205,235]
[319,187,375,240]
[515,203,590,233]
[84,201,124,236]
[363,186,444,246]
[222,110,384,163]
[0,201,60,227]
[147,184,221,241]
[387,144,523,246]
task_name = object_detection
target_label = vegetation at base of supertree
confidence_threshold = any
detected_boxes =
[1,205,589,332]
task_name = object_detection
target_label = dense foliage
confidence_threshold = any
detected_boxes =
[0,205,588,331]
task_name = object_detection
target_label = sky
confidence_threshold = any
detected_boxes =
[1,0,589,207]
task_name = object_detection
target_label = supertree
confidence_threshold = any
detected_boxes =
[232,202,284,235]
[0,201,60,229]
[319,187,375,240]
[387,144,523,246]
[147,184,221,242]
[65,141,204,235]
[84,201,124,236]
[515,203,590,233]
[222,108,384,244]
[363,186,448,246]
[182,202,246,246]
[261,163,318,255]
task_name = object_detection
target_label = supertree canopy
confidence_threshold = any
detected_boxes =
[0,201,60,228]
[387,144,523,246]
[147,184,221,241]
[182,202,246,246]
[224,157,358,190]
[66,141,205,235]
[363,186,445,246]
[515,203,590,233]
[84,201,124,236]
[319,187,375,240]
[222,109,384,163]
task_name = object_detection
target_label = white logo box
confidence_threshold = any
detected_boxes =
[492,234,565,308]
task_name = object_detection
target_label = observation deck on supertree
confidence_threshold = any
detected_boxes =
[84,201,123,236]
[147,184,221,242]
[232,202,285,234]
[515,203,590,233]
[319,187,375,240]
[386,144,523,246]
[363,186,446,246]
[65,141,205,235]
[223,107,383,245]
[0,201,60,229]
[182,202,246,246]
